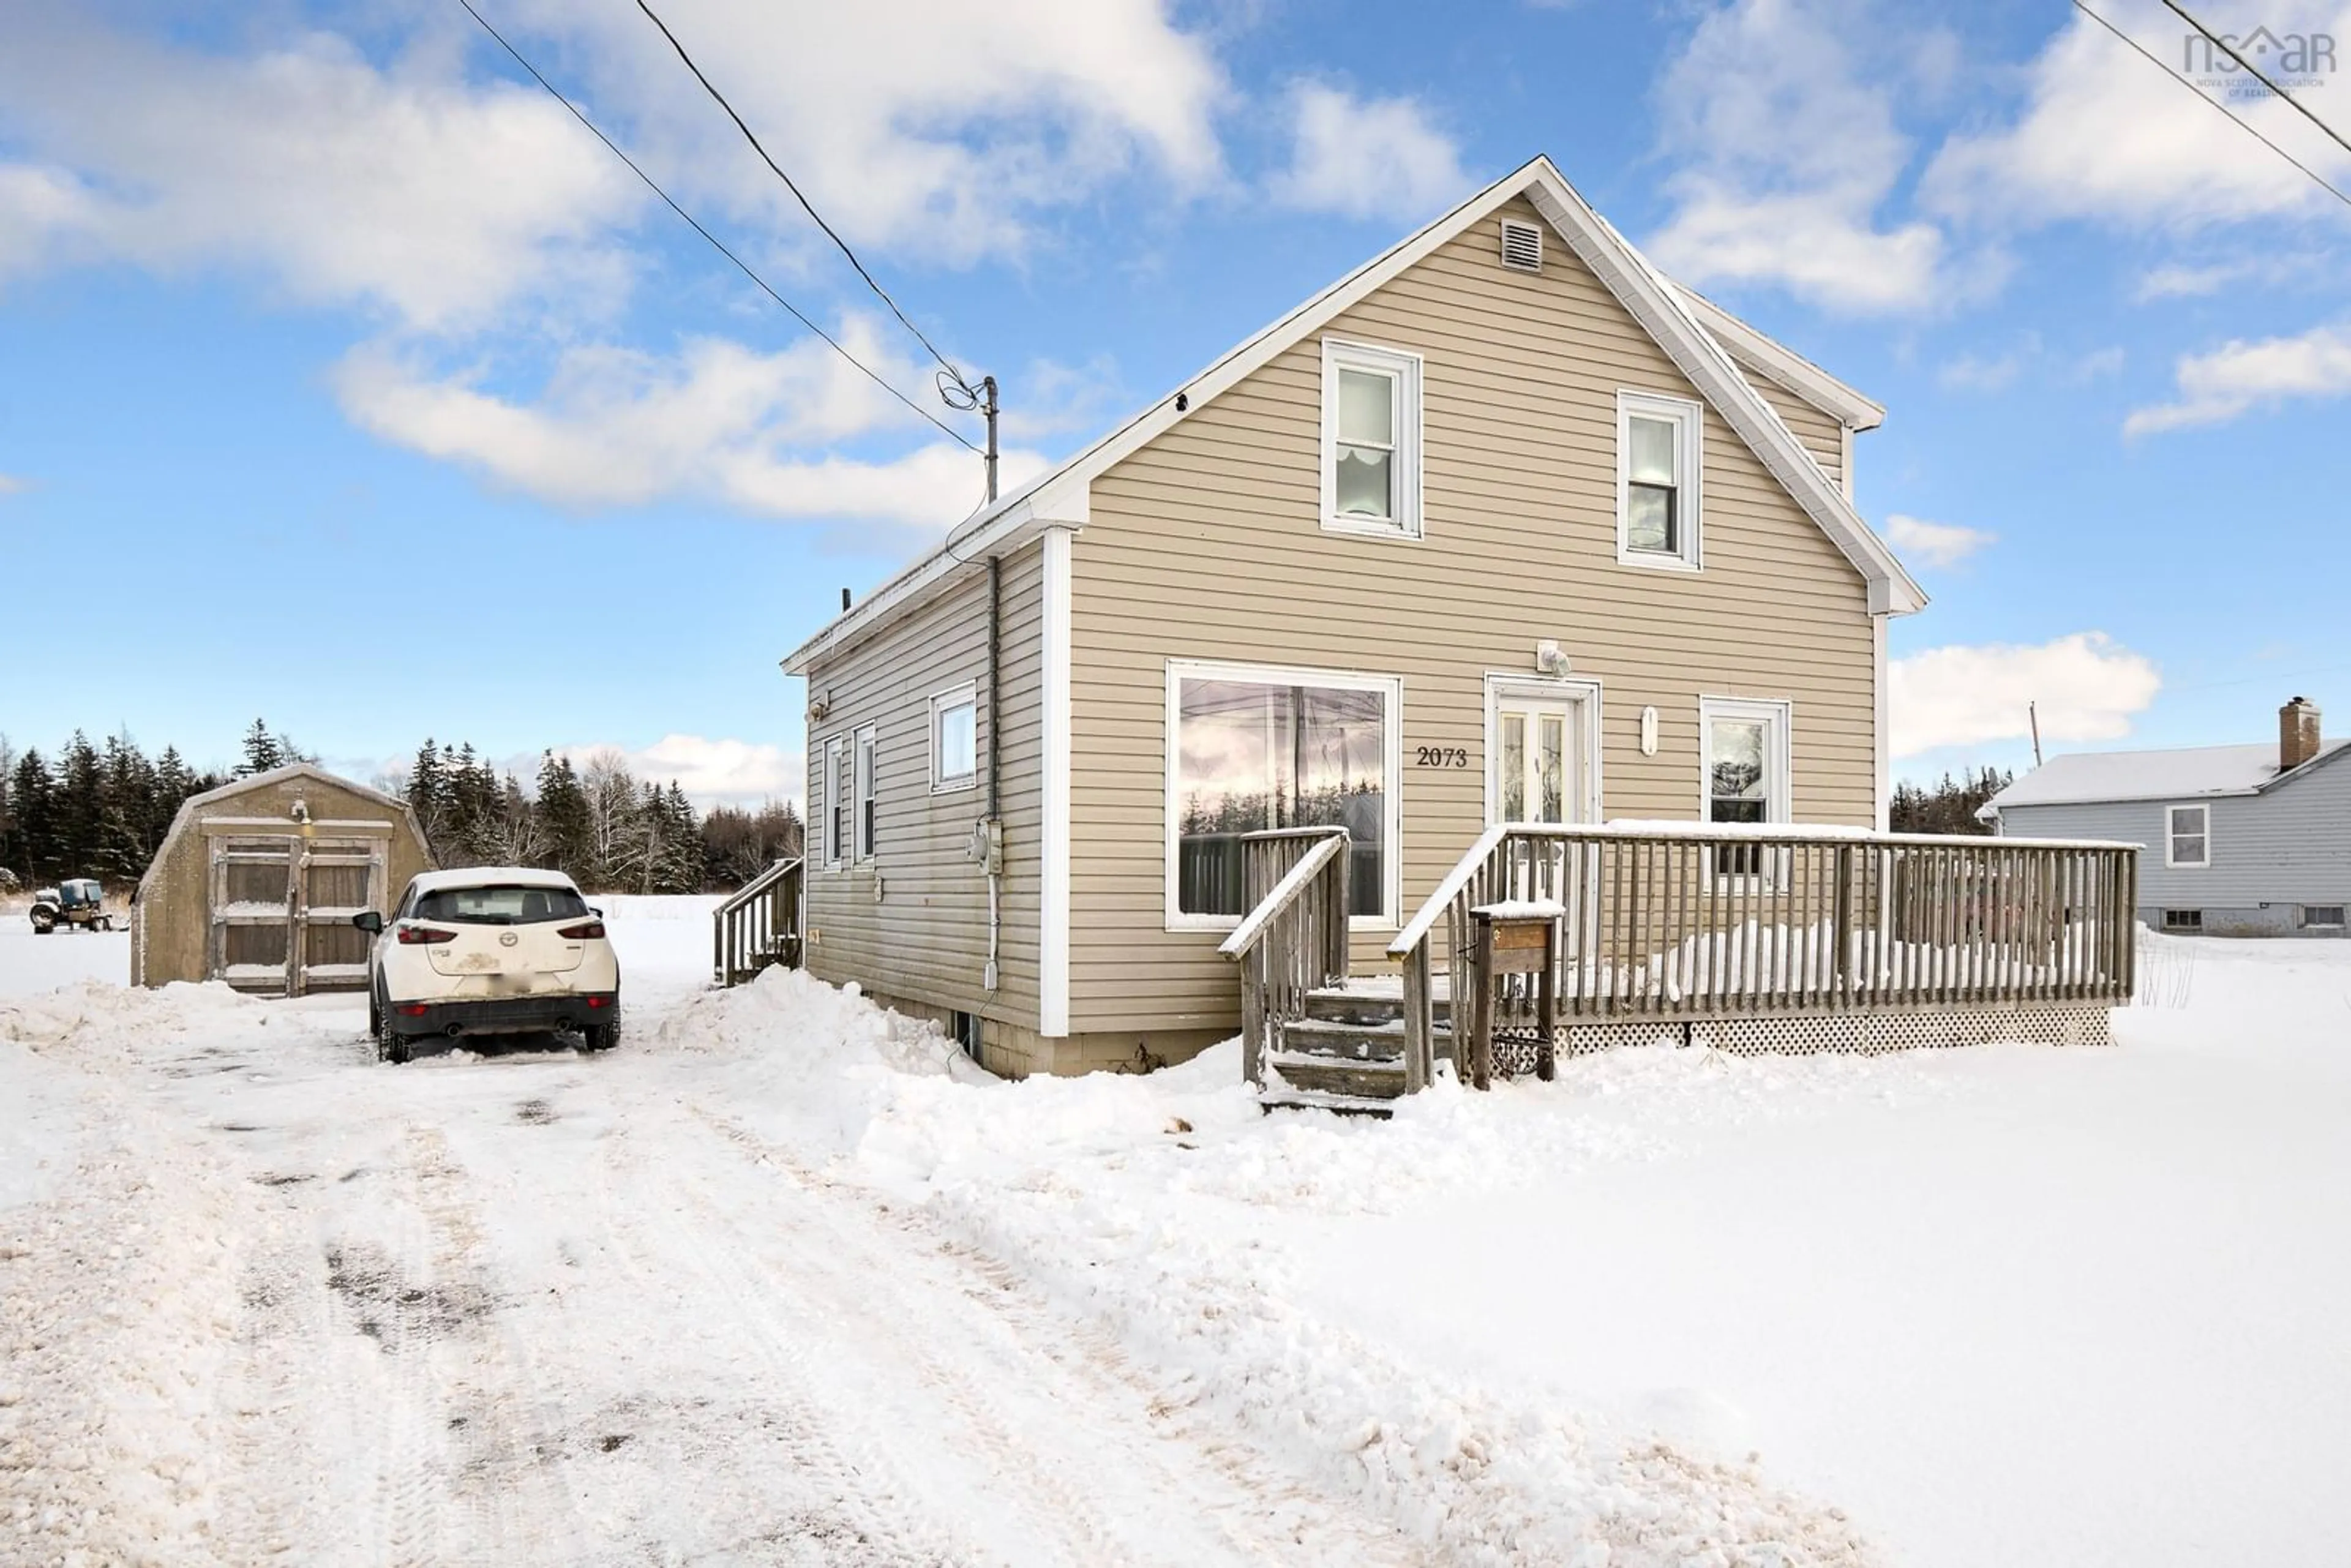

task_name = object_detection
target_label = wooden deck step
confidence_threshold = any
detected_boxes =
[1258,1087,1397,1119]
[1269,1051,1408,1100]
[1281,1017,1406,1061]
[1302,988,1452,1026]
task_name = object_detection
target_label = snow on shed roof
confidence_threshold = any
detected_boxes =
[1984,738,2351,814]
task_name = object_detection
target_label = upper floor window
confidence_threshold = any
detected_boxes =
[1320,339,1422,540]
[2166,804,2210,868]
[1618,391,1703,570]
[931,683,978,792]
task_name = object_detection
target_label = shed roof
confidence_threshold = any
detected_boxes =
[1983,738,2351,814]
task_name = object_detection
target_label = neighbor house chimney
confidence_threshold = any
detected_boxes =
[2280,696,2322,771]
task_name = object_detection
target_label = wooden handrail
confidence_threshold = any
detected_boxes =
[713,856,804,987]
[1216,827,1352,1087]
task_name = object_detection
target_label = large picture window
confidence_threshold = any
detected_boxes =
[1167,663,1399,926]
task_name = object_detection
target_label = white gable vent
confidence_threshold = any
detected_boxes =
[1499,219,1543,272]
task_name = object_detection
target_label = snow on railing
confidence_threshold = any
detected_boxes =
[1218,828,1352,1089]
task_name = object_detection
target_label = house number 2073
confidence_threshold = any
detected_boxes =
[1414,746,1470,768]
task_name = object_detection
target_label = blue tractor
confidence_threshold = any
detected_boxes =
[29,879,114,934]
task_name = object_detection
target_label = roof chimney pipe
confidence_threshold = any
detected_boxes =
[2281,696,2322,771]
[841,588,852,613]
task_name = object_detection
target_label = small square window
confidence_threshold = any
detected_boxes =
[2165,804,2210,868]
[931,685,978,792]
[2301,905,2345,929]
[1321,339,1422,539]
[2162,909,2203,932]
[1619,391,1703,571]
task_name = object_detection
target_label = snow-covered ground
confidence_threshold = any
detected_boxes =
[4,907,2347,1565]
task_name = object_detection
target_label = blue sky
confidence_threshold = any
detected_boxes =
[3,0,2349,802]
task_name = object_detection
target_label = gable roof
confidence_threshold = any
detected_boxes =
[1982,738,2351,816]
[135,762,437,904]
[784,155,1927,676]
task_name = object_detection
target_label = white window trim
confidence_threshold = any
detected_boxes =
[1163,657,1404,934]
[1698,697,1792,884]
[1616,389,1704,572]
[852,726,877,862]
[819,733,848,871]
[2165,803,2211,869]
[1482,673,1604,828]
[928,681,979,795]
[1319,337,1424,542]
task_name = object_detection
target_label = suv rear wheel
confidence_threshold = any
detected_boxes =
[580,1016,620,1053]
[372,985,412,1065]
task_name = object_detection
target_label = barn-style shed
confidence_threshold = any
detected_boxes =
[132,763,435,993]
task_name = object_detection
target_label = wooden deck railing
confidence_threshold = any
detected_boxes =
[713,857,804,987]
[1389,825,2138,1079]
[1217,828,1352,1087]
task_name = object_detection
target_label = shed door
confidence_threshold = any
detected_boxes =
[298,839,383,994]
[212,837,296,992]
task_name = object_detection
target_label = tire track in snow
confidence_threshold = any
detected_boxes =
[667,1101,1426,1567]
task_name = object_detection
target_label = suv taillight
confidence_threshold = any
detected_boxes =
[396,925,459,945]
[558,920,606,940]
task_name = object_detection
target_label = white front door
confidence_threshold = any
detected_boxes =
[1491,695,1589,826]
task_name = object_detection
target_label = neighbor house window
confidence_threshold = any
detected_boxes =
[1166,661,1400,926]
[853,726,877,861]
[822,735,847,869]
[2163,909,2203,932]
[931,683,978,792]
[2301,905,2345,929]
[1618,391,1703,569]
[2166,804,2210,868]
[1320,339,1422,539]
[1700,697,1790,876]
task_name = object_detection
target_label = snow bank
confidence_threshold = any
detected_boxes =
[655,966,1884,1562]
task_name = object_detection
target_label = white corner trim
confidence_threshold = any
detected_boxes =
[1040,526,1074,1038]
[1872,615,1891,833]
[1482,673,1605,827]
[1318,336,1425,541]
[1840,422,1856,504]
[1614,389,1704,572]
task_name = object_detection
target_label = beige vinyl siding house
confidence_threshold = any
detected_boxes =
[786,158,1925,1078]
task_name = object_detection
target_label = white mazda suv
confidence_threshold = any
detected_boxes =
[356,868,620,1063]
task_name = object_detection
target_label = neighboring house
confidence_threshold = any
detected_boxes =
[1983,697,2350,938]
[781,156,1929,1078]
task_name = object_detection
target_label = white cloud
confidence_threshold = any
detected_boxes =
[2124,320,2351,434]
[1883,513,1996,568]
[1266,83,1471,222]
[1937,348,2025,392]
[517,0,1228,264]
[0,20,642,331]
[1890,632,2161,757]
[332,326,1048,531]
[558,735,804,810]
[1924,6,2351,231]
[1643,0,1986,315]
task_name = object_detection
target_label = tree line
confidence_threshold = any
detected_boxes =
[1889,767,2012,836]
[1,720,803,896]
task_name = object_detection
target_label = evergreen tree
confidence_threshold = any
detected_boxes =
[659,782,705,894]
[238,719,285,778]
[535,752,593,883]
[1889,767,2013,836]
[53,733,105,878]
[406,740,449,853]
[97,732,156,882]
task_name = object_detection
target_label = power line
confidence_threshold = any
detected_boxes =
[631,0,975,392]
[2068,0,2351,214]
[453,0,978,452]
[2161,0,2351,163]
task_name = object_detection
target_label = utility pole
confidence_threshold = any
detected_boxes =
[2029,702,2044,768]
[981,374,999,504]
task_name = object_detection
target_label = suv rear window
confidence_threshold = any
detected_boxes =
[412,885,590,926]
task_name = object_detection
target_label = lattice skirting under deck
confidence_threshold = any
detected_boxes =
[1481,1003,2110,1076]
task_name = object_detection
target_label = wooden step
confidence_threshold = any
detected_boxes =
[1269,1051,1409,1100]
[1259,1089,1395,1119]
[1302,987,1451,1027]
[1281,1017,1406,1061]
